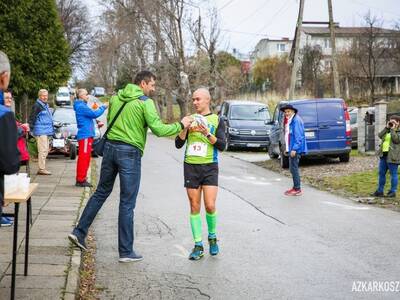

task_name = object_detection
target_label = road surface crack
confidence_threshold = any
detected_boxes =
[220,185,286,225]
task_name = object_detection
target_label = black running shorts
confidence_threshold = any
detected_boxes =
[183,162,219,188]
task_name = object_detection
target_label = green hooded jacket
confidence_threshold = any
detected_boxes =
[106,84,181,155]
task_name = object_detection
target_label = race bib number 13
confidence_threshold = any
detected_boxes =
[187,142,208,157]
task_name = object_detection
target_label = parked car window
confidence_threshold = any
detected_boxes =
[230,105,270,121]
[350,113,357,125]
[220,103,226,116]
[273,106,280,122]
[223,104,229,117]
[57,92,69,97]
[53,109,77,124]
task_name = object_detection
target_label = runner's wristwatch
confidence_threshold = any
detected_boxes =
[206,132,212,138]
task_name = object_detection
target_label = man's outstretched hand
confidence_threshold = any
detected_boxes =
[181,116,194,128]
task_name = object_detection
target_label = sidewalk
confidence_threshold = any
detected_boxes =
[0,156,87,299]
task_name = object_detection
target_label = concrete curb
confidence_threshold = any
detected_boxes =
[63,169,92,299]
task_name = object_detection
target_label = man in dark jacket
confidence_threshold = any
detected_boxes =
[281,104,307,196]
[28,89,54,175]
[74,88,107,187]
[0,51,20,223]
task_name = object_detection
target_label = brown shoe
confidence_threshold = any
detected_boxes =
[37,169,52,175]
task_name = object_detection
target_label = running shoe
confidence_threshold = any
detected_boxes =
[285,189,303,196]
[189,244,204,260]
[208,237,219,256]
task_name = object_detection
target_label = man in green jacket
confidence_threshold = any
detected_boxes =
[69,71,193,262]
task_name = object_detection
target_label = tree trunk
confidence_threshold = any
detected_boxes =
[166,90,174,122]
[23,94,29,123]
[177,98,188,119]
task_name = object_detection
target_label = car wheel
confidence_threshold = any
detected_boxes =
[69,143,77,160]
[280,150,289,169]
[268,145,279,159]
[339,153,350,163]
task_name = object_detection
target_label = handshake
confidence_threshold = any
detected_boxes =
[180,116,194,129]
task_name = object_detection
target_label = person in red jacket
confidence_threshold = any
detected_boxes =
[3,90,30,164]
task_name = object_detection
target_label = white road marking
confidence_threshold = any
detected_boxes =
[322,201,370,210]
[220,175,272,185]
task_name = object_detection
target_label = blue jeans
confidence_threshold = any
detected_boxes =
[73,141,142,257]
[289,154,301,190]
[377,156,398,193]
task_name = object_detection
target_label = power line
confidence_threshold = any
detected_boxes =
[221,28,289,39]
[217,0,237,11]
[237,0,292,50]
[231,0,272,31]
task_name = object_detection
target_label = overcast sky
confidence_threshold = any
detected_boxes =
[84,0,400,56]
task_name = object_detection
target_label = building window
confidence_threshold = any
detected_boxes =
[277,43,286,52]
[324,38,331,49]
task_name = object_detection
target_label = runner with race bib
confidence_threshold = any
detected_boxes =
[175,88,226,260]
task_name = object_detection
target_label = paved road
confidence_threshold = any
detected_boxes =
[92,135,400,300]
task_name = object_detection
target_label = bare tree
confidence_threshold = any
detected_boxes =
[300,45,323,97]
[350,12,387,103]
[191,8,221,99]
[56,0,95,71]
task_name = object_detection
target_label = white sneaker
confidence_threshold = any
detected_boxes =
[118,255,143,263]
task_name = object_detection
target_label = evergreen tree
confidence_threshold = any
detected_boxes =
[0,0,71,101]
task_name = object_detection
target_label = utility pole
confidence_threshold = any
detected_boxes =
[197,11,201,53]
[328,0,340,97]
[289,0,305,100]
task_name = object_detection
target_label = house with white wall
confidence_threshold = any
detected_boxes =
[250,38,292,64]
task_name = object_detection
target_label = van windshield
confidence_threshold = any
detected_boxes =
[95,88,105,94]
[57,92,69,97]
[230,105,270,121]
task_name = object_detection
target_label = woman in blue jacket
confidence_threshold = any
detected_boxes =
[280,104,307,196]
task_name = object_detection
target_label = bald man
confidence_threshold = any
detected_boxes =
[175,88,226,260]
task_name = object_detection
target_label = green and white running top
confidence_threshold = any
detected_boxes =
[185,114,220,164]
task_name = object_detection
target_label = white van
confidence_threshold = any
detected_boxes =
[55,87,71,106]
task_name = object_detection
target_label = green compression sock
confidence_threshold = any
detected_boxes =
[190,213,202,243]
[206,211,217,237]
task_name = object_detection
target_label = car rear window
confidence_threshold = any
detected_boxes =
[53,109,77,124]
[230,105,270,121]
[317,102,344,122]
[294,103,317,124]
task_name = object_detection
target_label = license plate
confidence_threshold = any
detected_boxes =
[305,131,315,138]
[53,139,65,148]
[247,143,260,148]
